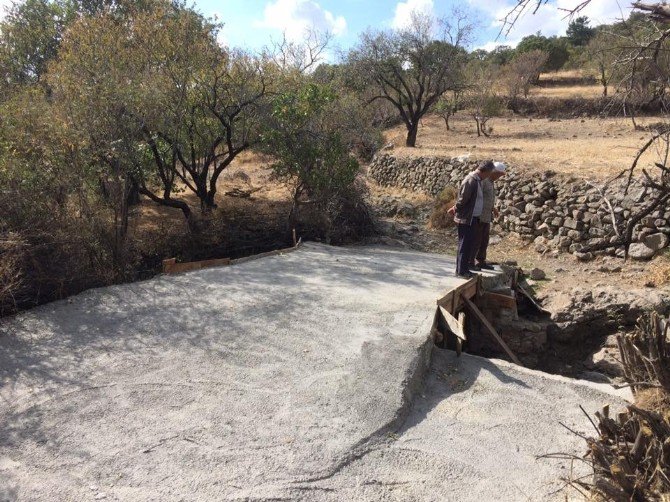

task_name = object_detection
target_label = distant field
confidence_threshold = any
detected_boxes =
[530,84,603,98]
[385,114,664,180]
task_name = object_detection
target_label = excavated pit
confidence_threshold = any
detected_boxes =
[431,266,658,382]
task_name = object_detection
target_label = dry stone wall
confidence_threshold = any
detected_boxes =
[369,154,670,260]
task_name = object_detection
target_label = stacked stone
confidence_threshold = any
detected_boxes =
[368,154,473,196]
[368,153,670,260]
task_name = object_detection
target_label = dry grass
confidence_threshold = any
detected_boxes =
[428,186,457,229]
[386,113,666,179]
[647,253,670,287]
[530,84,603,98]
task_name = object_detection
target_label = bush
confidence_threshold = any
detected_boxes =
[428,186,458,229]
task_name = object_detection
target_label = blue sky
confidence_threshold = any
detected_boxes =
[193,0,630,55]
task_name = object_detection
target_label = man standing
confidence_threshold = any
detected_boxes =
[473,161,506,270]
[448,160,495,278]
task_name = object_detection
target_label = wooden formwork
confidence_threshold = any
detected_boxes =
[434,274,522,366]
[162,240,302,275]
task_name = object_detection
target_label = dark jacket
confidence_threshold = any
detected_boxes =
[454,171,481,225]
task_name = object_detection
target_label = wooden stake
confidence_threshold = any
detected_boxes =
[292,228,297,247]
[462,296,522,366]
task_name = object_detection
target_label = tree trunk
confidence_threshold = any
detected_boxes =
[204,189,218,211]
[138,185,192,221]
[405,121,419,147]
[603,84,608,97]
[474,117,481,137]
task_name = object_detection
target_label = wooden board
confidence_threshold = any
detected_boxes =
[162,240,303,275]
[515,284,551,315]
[462,296,522,366]
[162,257,231,274]
[436,277,478,313]
[482,291,517,311]
[439,306,466,341]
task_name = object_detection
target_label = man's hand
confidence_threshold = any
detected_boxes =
[448,205,456,216]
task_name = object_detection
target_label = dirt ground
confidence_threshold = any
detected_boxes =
[386,114,664,179]
[128,151,291,238]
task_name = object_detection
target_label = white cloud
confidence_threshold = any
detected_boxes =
[0,0,13,20]
[255,0,347,41]
[392,0,434,30]
[471,0,630,47]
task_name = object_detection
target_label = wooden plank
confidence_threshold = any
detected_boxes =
[437,277,478,310]
[162,240,303,276]
[456,311,466,357]
[462,295,522,366]
[439,306,466,341]
[515,283,550,315]
[482,291,517,311]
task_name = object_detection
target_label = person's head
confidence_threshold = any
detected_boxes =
[491,161,507,181]
[477,160,495,179]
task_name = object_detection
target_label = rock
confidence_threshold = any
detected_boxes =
[628,242,656,261]
[574,251,594,262]
[643,232,669,251]
[584,347,624,377]
[529,268,546,280]
[563,218,584,231]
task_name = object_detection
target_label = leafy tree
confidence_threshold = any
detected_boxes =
[0,0,68,88]
[517,33,569,71]
[586,31,621,97]
[566,16,595,46]
[49,2,266,222]
[435,90,463,130]
[347,11,471,147]
[260,83,360,239]
[487,45,515,66]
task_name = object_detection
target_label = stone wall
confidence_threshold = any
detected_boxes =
[368,154,670,260]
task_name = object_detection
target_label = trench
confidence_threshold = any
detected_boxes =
[432,270,629,382]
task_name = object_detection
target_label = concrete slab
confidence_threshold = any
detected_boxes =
[0,244,629,501]
[0,243,464,501]
[310,350,629,501]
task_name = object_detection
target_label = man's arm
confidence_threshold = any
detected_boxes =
[454,177,475,212]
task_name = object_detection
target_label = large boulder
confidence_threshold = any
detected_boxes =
[643,232,669,251]
[628,242,656,260]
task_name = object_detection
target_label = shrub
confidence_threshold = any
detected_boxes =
[428,186,458,229]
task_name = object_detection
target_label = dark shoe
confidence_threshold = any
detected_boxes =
[457,271,474,279]
[477,262,495,270]
[469,264,481,271]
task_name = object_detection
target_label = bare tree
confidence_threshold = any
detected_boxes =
[347,10,472,147]
[466,59,503,137]
[268,29,333,74]
[435,89,464,130]
[502,49,548,99]
[586,31,622,97]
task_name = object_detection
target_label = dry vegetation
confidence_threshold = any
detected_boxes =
[529,84,603,98]
[386,114,664,179]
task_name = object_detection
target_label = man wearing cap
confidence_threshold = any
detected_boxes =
[448,160,495,278]
[473,161,506,270]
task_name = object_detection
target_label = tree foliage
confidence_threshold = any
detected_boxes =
[347,11,470,147]
[517,33,570,71]
[260,83,361,240]
[566,16,596,46]
[49,2,266,221]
